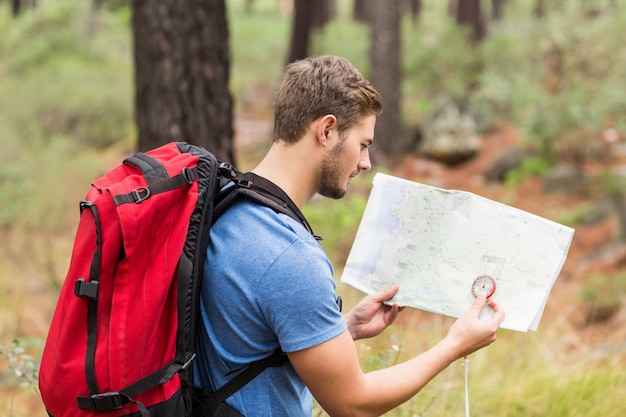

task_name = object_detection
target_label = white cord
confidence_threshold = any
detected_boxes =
[463,356,470,417]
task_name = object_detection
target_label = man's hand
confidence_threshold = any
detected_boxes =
[442,295,505,359]
[344,286,402,340]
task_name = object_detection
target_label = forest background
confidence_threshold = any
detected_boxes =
[1,0,626,416]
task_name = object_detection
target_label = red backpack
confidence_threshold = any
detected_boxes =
[39,142,314,417]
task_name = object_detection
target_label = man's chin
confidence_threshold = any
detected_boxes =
[319,187,347,200]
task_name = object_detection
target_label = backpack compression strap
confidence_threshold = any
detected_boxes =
[112,152,200,205]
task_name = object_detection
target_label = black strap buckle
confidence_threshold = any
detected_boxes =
[182,167,198,184]
[130,186,151,203]
[74,278,99,300]
[218,162,237,179]
[79,200,95,214]
[235,179,252,188]
[77,392,124,411]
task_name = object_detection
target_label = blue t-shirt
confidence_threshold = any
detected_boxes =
[194,199,347,416]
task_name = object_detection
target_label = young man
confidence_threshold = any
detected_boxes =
[194,55,505,417]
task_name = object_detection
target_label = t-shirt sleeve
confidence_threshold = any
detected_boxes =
[253,237,347,353]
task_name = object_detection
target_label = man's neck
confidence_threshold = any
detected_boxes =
[252,140,320,209]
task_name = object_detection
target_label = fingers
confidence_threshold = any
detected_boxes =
[452,297,505,356]
[385,302,402,325]
[369,285,400,302]
[487,298,506,325]
[469,295,505,325]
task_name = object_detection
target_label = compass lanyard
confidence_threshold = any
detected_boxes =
[463,357,471,417]
[464,273,497,417]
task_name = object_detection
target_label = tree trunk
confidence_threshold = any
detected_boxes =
[353,0,370,23]
[370,0,402,166]
[535,0,546,18]
[311,0,334,29]
[456,0,485,43]
[286,0,313,63]
[616,193,626,243]
[492,0,505,20]
[12,0,21,17]
[132,0,235,164]
[409,0,422,21]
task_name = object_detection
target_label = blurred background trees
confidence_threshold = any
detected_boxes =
[2,0,625,238]
[7,0,623,173]
[2,1,626,415]
[1,0,625,208]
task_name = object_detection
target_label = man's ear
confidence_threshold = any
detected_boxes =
[316,114,338,146]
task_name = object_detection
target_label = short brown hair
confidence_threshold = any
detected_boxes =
[272,55,383,144]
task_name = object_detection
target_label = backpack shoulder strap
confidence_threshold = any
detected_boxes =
[194,163,320,413]
[213,163,322,240]
[193,348,287,415]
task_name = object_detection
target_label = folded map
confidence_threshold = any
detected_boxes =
[340,173,575,332]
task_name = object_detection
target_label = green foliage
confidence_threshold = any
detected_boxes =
[302,187,368,266]
[0,134,104,230]
[0,339,39,394]
[365,334,404,371]
[481,365,626,417]
[311,19,370,77]
[480,3,626,163]
[398,1,626,167]
[0,0,133,150]
[404,17,482,100]
[599,170,626,197]
[370,325,626,417]
[0,132,105,290]
[228,0,290,113]
[579,271,626,324]
[504,156,553,187]
[0,2,119,289]
[551,202,596,228]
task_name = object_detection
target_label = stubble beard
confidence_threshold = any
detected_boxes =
[318,139,349,200]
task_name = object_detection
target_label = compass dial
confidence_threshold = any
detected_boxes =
[471,274,496,299]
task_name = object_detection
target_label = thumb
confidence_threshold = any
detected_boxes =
[370,285,399,302]
[381,284,400,300]
[469,294,489,316]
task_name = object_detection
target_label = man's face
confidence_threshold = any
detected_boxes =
[319,114,376,199]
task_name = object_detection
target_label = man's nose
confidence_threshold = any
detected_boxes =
[358,151,372,172]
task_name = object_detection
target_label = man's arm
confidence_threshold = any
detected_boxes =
[288,295,504,417]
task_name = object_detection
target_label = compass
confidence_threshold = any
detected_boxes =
[471,274,496,299]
